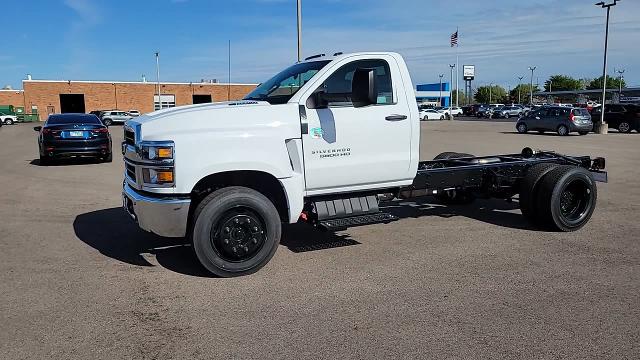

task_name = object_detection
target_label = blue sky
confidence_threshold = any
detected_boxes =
[1,0,638,90]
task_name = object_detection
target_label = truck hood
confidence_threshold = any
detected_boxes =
[128,100,300,142]
[134,100,270,125]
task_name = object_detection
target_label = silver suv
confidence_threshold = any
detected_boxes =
[493,106,523,119]
[101,111,132,126]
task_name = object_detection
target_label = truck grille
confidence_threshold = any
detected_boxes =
[124,129,135,146]
[125,163,136,182]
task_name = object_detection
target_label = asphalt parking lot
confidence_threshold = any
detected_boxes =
[1,120,639,359]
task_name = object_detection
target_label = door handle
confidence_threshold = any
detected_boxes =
[385,115,408,121]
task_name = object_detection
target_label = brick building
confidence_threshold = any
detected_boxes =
[0,79,257,120]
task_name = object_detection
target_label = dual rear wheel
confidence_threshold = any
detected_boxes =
[520,164,597,231]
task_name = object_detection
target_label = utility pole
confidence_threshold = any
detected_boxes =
[595,0,619,134]
[438,74,444,106]
[155,52,161,110]
[297,0,302,62]
[528,66,536,105]
[449,64,455,119]
[517,76,524,104]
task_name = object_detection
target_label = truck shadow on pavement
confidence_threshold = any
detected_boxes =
[74,199,533,277]
[30,158,104,166]
[381,197,537,231]
[73,208,360,278]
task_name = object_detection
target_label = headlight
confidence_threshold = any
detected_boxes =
[140,141,174,161]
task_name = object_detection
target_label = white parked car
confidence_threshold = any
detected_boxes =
[128,110,141,117]
[0,112,18,125]
[440,107,463,116]
[419,109,445,120]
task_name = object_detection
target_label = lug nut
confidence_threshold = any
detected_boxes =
[252,238,257,244]
[224,227,230,233]
[253,227,258,232]
[232,247,237,253]
[223,239,229,244]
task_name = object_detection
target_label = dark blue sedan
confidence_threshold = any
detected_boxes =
[34,113,112,165]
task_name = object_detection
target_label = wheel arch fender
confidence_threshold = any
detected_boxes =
[189,168,304,226]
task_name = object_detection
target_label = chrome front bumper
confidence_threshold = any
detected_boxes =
[122,182,191,238]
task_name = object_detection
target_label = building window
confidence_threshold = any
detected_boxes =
[154,95,176,110]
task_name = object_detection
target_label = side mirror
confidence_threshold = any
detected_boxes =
[306,91,328,110]
[352,68,377,108]
[33,126,42,132]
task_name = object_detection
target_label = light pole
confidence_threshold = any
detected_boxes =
[297,0,302,62]
[528,66,536,105]
[155,52,161,110]
[517,76,524,104]
[489,82,493,104]
[438,74,444,106]
[449,64,455,119]
[595,0,620,134]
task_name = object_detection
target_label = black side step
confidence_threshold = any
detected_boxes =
[318,213,398,231]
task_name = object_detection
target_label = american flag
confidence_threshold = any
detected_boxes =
[450,30,458,47]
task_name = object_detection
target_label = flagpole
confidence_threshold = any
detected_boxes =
[455,27,459,108]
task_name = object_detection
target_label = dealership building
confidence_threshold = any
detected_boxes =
[0,78,257,121]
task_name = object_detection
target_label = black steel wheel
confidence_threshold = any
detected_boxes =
[191,186,281,277]
[534,166,597,232]
[210,208,266,263]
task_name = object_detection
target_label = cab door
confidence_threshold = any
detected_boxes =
[300,56,414,193]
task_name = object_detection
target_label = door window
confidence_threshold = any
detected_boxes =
[321,59,393,107]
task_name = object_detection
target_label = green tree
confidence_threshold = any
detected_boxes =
[474,85,507,104]
[544,75,583,92]
[509,84,540,104]
[587,76,626,90]
[451,90,467,106]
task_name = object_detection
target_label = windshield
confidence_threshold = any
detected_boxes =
[244,60,330,105]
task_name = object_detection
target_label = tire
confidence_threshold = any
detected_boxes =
[102,152,113,163]
[433,152,475,204]
[557,124,569,136]
[516,122,528,133]
[578,131,589,136]
[103,118,113,126]
[618,121,631,133]
[440,116,444,120]
[534,166,597,232]
[5,118,13,125]
[191,186,281,277]
[519,163,561,221]
[537,130,545,134]
[504,113,509,119]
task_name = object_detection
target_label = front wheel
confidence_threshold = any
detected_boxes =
[578,131,589,136]
[191,186,281,277]
[5,118,13,125]
[102,118,113,126]
[516,123,528,133]
[504,113,509,119]
[557,125,569,136]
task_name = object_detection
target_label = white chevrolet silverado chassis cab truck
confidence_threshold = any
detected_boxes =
[122,52,607,277]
